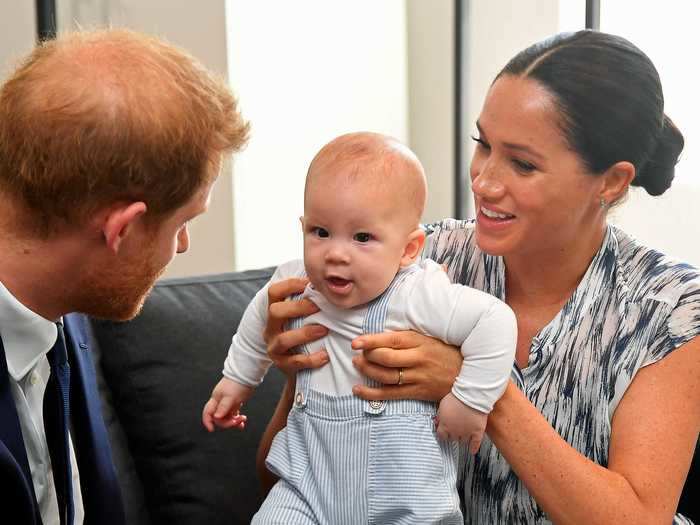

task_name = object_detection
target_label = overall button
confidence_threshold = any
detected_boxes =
[295,392,305,406]
[369,400,384,410]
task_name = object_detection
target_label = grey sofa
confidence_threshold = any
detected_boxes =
[84,268,698,524]
[86,267,282,524]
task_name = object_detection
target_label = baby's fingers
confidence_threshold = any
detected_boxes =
[202,398,219,432]
[214,395,238,419]
[214,414,248,430]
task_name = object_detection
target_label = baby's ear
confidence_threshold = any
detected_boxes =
[400,228,426,267]
[299,216,305,232]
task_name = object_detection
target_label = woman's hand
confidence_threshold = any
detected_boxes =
[263,277,329,378]
[350,331,462,402]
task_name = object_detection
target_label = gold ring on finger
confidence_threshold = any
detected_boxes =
[397,367,404,386]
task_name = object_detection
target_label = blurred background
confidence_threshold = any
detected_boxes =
[1,0,697,277]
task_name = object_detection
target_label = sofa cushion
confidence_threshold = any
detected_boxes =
[90,268,285,525]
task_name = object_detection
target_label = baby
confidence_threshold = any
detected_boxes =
[202,132,516,524]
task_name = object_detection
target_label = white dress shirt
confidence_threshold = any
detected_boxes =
[0,280,84,525]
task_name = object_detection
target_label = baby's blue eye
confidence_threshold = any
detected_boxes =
[354,232,372,243]
[314,227,330,238]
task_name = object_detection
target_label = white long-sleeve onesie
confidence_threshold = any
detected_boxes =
[223,259,516,413]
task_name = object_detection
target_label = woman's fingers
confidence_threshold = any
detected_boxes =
[274,348,330,373]
[268,324,327,357]
[357,346,421,368]
[264,297,319,343]
[267,277,309,304]
[353,353,417,384]
[352,330,426,352]
[352,382,430,401]
[264,277,313,345]
[352,330,462,402]
[263,276,328,377]
[269,298,320,325]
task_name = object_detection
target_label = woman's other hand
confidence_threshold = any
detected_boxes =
[263,277,329,377]
[351,331,462,401]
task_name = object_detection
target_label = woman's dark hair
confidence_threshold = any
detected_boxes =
[498,30,684,196]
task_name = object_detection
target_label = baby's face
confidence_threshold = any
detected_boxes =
[302,173,415,309]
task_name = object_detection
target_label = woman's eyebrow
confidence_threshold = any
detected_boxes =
[476,120,544,161]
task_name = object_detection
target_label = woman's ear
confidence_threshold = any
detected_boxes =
[599,161,636,207]
[99,201,148,253]
[400,228,426,267]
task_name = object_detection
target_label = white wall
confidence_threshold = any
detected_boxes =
[57,0,236,278]
[600,0,700,266]
[406,0,455,223]
[0,2,36,79]
[226,0,409,271]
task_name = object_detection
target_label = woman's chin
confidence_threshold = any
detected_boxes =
[474,229,515,257]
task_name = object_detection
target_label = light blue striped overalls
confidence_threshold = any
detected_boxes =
[253,269,463,525]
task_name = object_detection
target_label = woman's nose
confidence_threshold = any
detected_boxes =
[471,164,506,199]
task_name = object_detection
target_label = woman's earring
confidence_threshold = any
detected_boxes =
[600,198,607,209]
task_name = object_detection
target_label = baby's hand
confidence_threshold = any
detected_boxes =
[202,377,254,432]
[435,392,487,455]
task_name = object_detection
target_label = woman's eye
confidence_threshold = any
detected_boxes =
[470,135,490,150]
[354,232,372,243]
[513,159,536,173]
[313,227,329,238]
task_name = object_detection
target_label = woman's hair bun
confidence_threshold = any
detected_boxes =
[632,115,685,196]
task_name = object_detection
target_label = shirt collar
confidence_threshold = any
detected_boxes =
[0,280,58,381]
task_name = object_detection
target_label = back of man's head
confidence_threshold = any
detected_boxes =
[0,29,249,237]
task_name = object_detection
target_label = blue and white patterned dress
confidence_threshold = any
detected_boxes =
[423,219,700,524]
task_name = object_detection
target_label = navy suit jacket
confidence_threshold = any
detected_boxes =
[0,313,125,525]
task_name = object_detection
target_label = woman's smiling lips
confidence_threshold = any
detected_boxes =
[477,204,516,231]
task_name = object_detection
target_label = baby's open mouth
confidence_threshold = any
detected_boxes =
[325,276,353,294]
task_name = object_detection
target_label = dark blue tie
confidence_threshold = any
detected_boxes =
[43,321,74,525]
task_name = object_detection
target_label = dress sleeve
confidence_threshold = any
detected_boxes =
[643,276,700,367]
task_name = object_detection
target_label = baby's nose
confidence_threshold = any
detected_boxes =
[324,243,350,263]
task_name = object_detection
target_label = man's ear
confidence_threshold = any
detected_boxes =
[100,202,148,253]
[599,161,635,207]
[400,228,426,267]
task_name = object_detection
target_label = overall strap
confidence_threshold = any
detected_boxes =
[362,266,420,414]
[288,293,312,408]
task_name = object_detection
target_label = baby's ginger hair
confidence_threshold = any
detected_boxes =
[305,132,427,226]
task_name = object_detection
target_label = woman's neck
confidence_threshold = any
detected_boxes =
[504,223,607,308]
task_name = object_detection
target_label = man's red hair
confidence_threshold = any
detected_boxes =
[0,29,249,236]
